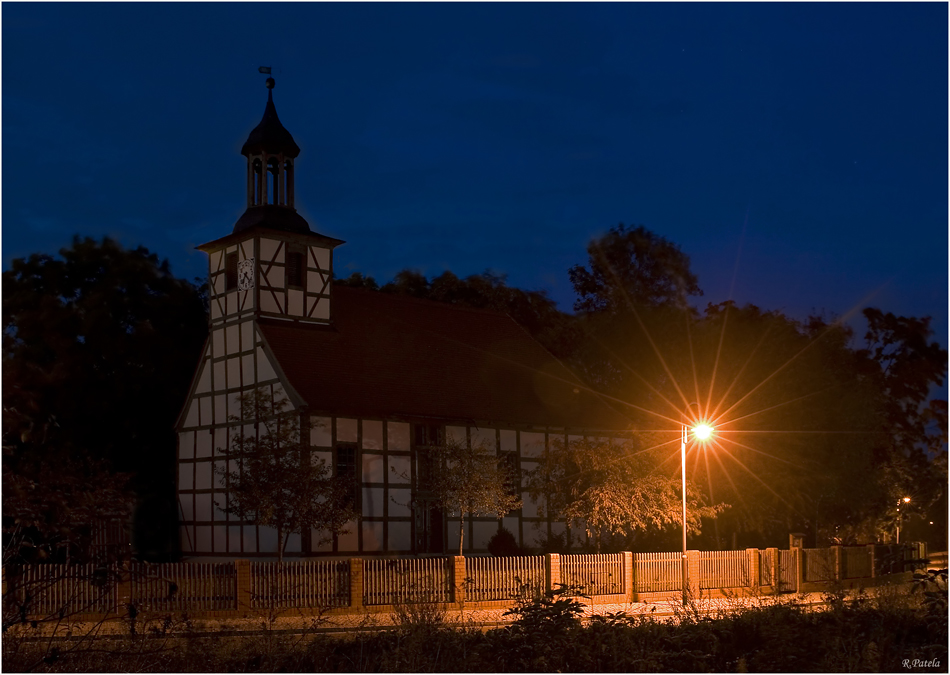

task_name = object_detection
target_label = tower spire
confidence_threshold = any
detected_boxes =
[233,76,309,235]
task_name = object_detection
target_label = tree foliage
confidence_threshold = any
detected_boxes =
[570,293,946,547]
[568,223,702,314]
[525,436,724,552]
[2,236,207,559]
[425,438,522,555]
[215,388,356,562]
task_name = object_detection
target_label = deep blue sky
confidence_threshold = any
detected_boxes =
[3,3,947,352]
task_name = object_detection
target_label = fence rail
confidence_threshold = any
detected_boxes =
[362,558,451,606]
[466,556,545,601]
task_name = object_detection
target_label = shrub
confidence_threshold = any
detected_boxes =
[486,527,522,556]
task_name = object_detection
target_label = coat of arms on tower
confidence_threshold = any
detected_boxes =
[238,258,255,290]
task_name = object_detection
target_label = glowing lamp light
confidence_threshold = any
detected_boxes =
[692,423,714,441]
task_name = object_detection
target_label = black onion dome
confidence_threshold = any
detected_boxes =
[241,85,300,158]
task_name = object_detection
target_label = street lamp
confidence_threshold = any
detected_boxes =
[681,418,714,604]
[896,496,910,544]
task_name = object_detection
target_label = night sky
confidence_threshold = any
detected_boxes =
[3,3,947,353]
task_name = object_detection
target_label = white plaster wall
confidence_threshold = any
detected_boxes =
[521,432,545,458]
[387,422,410,451]
[362,420,383,449]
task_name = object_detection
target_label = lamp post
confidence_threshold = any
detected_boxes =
[681,420,713,605]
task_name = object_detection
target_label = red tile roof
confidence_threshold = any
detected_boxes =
[258,286,630,431]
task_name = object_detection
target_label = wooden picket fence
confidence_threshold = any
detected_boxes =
[699,550,751,589]
[841,547,873,579]
[633,552,681,592]
[561,554,625,596]
[362,557,451,605]
[250,560,349,609]
[466,555,544,601]
[5,564,118,617]
[4,543,926,621]
[130,562,236,612]
[804,548,837,582]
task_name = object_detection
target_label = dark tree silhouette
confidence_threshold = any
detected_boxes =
[569,224,702,314]
[3,236,208,560]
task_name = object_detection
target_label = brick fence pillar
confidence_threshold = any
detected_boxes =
[867,544,877,578]
[452,556,466,604]
[235,559,252,613]
[622,551,634,602]
[747,548,760,590]
[545,553,560,593]
[686,550,701,597]
[349,558,363,609]
[833,546,844,581]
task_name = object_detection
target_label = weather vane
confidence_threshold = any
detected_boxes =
[258,66,274,89]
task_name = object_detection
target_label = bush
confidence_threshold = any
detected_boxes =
[486,527,522,556]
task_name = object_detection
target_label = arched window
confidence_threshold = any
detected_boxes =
[284,159,294,207]
[252,158,263,206]
[267,158,280,205]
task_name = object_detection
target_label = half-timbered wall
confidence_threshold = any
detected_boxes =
[206,235,333,327]
[178,305,612,557]
[177,319,289,556]
[208,242,256,325]
[257,236,332,324]
[181,400,609,557]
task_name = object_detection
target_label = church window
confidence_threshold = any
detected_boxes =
[225,252,238,291]
[336,443,358,506]
[286,248,304,288]
[413,424,442,492]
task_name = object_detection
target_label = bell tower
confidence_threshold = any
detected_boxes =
[198,77,344,328]
[244,77,298,211]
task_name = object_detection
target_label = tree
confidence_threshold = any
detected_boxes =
[525,436,724,552]
[568,224,702,314]
[215,388,356,562]
[426,438,522,556]
[852,308,948,541]
[3,236,208,559]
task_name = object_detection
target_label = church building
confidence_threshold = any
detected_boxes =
[176,79,630,558]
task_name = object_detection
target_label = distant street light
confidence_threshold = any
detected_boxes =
[896,496,911,544]
[681,413,714,605]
